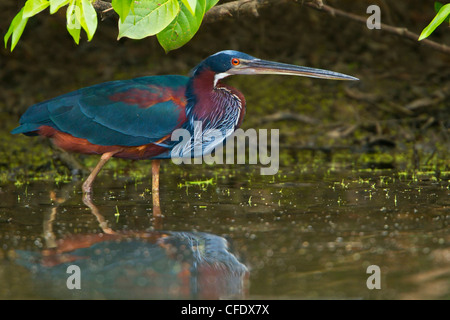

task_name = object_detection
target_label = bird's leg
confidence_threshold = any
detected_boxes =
[82,193,115,234]
[82,151,117,194]
[152,159,162,217]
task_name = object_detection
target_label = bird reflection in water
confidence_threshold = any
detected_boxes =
[15,190,248,299]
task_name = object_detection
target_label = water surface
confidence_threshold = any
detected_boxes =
[0,165,448,299]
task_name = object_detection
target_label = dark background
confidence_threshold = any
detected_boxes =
[0,1,449,300]
[1,0,449,172]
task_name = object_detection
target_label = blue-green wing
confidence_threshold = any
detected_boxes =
[11,75,189,147]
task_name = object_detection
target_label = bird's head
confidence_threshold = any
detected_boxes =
[192,50,359,86]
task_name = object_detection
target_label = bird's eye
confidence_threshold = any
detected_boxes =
[231,58,240,66]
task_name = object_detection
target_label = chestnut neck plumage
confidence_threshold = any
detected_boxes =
[185,66,246,134]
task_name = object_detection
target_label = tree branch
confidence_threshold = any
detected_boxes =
[92,0,450,55]
[92,0,273,21]
[203,0,272,23]
[93,0,116,20]
[93,0,112,11]
[303,1,450,55]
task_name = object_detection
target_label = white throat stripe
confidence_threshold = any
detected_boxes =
[214,72,231,87]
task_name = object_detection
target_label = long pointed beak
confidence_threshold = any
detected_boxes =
[230,59,359,81]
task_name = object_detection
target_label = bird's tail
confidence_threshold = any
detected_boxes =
[10,123,41,136]
[11,100,54,136]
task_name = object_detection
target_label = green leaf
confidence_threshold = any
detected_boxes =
[4,8,29,51]
[66,0,81,44]
[157,0,219,52]
[180,0,196,16]
[50,0,71,14]
[157,0,206,52]
[112,0,134,23]
[23,0,50,18]
[434,2,450,23]
[79,0,98,41]
[419,3,450,40]
[118,0,180,40]
[205,0,219,12]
